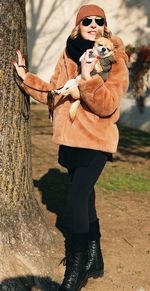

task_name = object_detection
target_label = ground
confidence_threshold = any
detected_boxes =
[31,103,150,291]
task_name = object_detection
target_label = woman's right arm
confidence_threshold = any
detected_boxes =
[20,72,53,104]
[13,50,61,104]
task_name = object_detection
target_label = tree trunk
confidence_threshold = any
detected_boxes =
[0,1,60,289]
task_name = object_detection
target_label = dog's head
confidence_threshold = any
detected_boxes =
[94,36,114,58]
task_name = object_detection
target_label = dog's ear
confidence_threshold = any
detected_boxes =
[107,41,114,51]
[95,31,102,40]
[104,27,112,39]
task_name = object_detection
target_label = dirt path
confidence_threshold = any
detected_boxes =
[31,104,150,291]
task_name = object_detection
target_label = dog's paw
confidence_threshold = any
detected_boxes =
[64,87,80,99]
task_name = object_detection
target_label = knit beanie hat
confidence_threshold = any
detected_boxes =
[75,4,107,26]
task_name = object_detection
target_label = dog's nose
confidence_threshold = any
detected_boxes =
[102,47,106,52]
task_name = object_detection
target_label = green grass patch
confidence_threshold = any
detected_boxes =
[96,126,150,193]
[97,163,150,193]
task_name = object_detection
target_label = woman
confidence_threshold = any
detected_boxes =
[14,4,129,291]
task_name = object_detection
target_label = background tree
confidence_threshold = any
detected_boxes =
[0,1,60,289]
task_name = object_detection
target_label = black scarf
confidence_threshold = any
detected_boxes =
[66,35,95,66]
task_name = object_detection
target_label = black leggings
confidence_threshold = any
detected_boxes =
[67,152,107,233]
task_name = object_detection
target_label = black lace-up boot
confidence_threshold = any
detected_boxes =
[59,233,88,291]
[86,219,104,278]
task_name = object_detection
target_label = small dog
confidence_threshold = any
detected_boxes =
[54,36,115,121]
[89,36,115,80]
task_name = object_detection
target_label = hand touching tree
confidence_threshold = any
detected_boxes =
[13,50,27,80]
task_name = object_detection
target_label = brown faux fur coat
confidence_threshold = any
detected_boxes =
[21,35,129,153]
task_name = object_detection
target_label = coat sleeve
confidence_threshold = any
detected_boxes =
[78,36,129,117]
[20,54,63,104]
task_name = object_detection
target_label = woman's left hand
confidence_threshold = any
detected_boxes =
[80,49,99,80]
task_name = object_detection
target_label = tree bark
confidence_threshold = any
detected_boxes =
[0,1,60,288]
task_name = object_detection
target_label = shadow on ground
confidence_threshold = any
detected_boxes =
[116,125,150,160]
[0,275,59,291]
[34,168,71,237]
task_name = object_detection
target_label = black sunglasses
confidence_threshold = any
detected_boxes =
[82,17,105,27]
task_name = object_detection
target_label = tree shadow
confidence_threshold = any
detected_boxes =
[27,0,86,73]
[116,125,150,160]
[123,0,150,28]
[115,0,150,46]
[0,275,59,291]
[33,168,71,238]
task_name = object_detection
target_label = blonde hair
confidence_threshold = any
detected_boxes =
[70,25,112,40]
